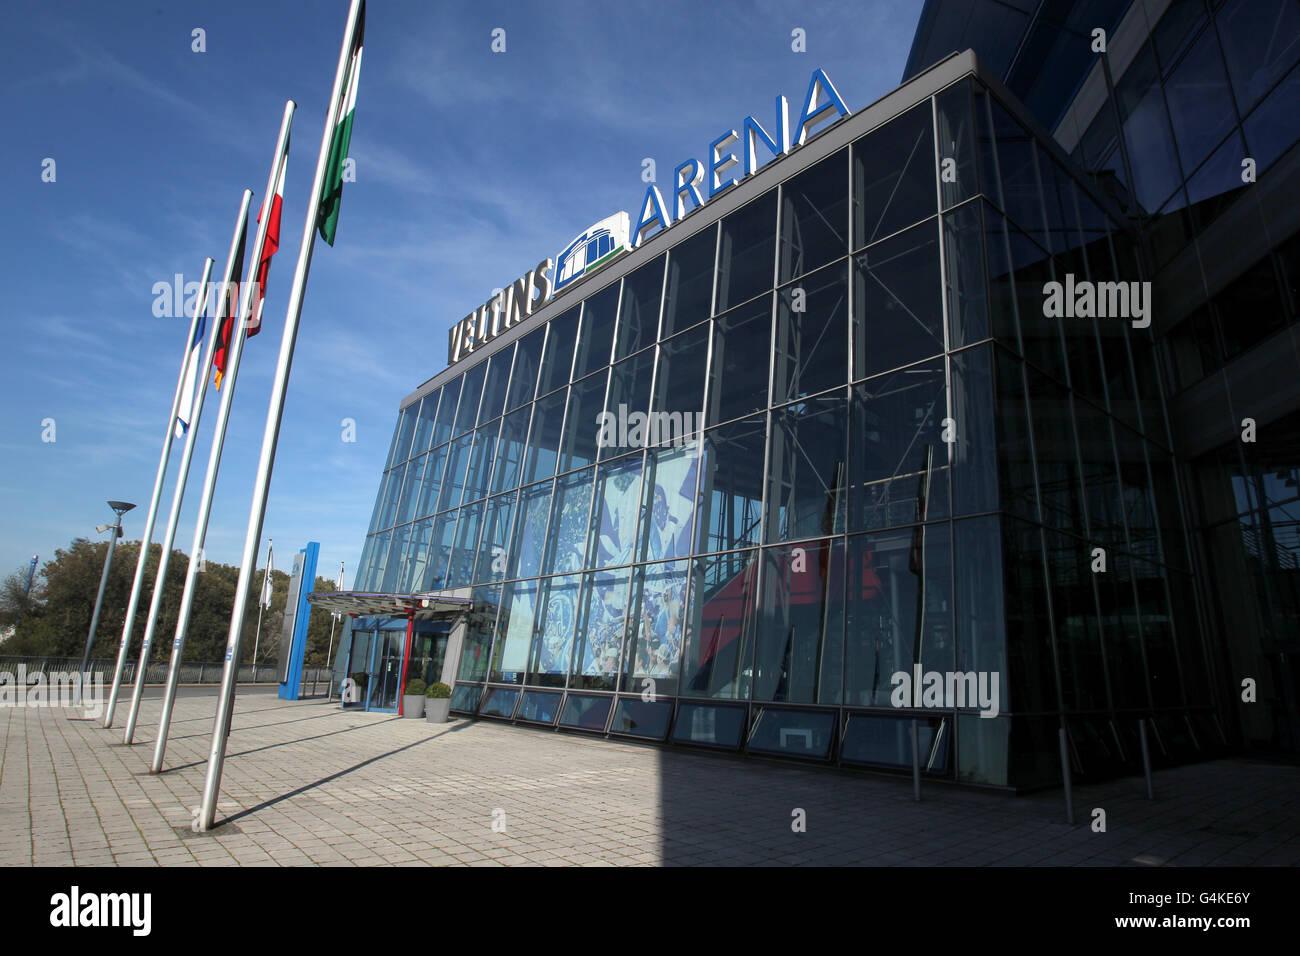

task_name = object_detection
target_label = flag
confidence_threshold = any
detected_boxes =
[174,303,207,438]
[317,2,364,246]
[333,561,345,620]
[250,147,288,336]
[212,218,248,390]
[260,541,274,609]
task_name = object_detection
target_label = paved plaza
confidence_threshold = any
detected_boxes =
[2,690,1298,866]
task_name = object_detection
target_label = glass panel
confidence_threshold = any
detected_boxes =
[1001,518,1055,713]
[508,481,552,579]
[774,261,849,403]
[1242,61,1300,176]
[523,387,566,484]
[842,713,948,771]
[436,433,473,513]
[571,568,632,690]
[752,540,845,704]
[707,296,772,426]
[558,693,612,731]
[716,190,777,312]
[651,324,709,437]
[682,549,758,699]
[943,200,988,348]
[953,516,1008,715]
[462,419,500,505]
[1217,0,1300,114]
[381,523,410,592]
[639,442,702,562]
[542,466,595,576]
[446,500,484,588]
[988,101,1047,244]
[573,282,619,380]
[528,573,581,686]
[366,530,391,590]
[1026,370,1085,536]
[453,361,486,436]
[537,307,579,395]
[416,442,448,519]
[601,348,655,460]
[661,225,716,337]
[935,80,977,210]
[517,690,562,724]
[950,345,998,516]
[852,102,936,248]
[1115,42,1183,211]
[391,405,418,467]
[558,371,608,473]
[456,585,500,682]
[412,391,439,455]
[588,454,645,569]
[994,350,1039,522]
[397,453,425,526]
[671,702,746,748]
[780,150,849,283]
[450,683,482,713]
[422,511,457,591]
[698,415,766,553]
[843,525,954,707]
[621,559,689,696]
[477,346,512,425]
[766,391,848,543]
[379,462,406,530]
[433,375,461,446]
[609,698,672,739]
[492,405,530,494]
[746,707,835,759]
[506,327,544,411]
[480,687,520,719]
[853,221,944,380]
[614,255,665,360]
[491,578,539,684]
[850,359,949,532]
[1045,530,1107,711]
[475,491,516,584]
[1164,25,1236,173]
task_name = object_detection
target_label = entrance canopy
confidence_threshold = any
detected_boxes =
[306,591,471,621]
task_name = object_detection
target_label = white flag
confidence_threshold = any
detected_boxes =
[260,541,274,609]
[333,561,344,620]
[174,306,207,438]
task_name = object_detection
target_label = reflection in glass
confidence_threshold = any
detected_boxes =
[780,150,849,282]
[588,454,644,569]
[717,190,776,311]
[767,392,848,543]
[682,549,758,699]
[853,221,944,380]
[753,540,844,704]
[852,102,936,247]
[615,255,665,360]
[572,569,632,689]
[662,226,716,337]
[774,262,849,403]
[542,467,595,576]
[622,559,689,695]
[639,443,701,562]
[491,578,539,684]
[707,297,772,426]
[528,573,580,685]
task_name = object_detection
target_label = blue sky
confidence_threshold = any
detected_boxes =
[0,0,920,588]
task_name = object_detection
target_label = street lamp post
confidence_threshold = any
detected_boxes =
[79,501,136,683]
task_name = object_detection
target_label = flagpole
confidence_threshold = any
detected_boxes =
[198,0,362,831]
[324,560,343,676]
[251,539,272,680]
[102,266,206,728]
[121,257,215,744]
[148,185,258,774]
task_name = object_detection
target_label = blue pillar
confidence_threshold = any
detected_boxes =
[279,541,320,700]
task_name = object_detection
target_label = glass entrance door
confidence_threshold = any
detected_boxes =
[366,630,405,712]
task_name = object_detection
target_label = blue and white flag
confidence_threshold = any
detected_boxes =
[174,306,207,438]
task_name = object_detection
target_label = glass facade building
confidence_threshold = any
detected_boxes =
[336,0,1299,790]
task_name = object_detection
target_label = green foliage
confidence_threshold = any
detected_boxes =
[404,677,427,696]
[351,671,370,690]
[426,682,451,699]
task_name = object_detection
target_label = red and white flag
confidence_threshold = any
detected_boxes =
[250,145,288,336]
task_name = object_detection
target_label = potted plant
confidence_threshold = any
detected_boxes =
[425,682,452,724]
[402,678,427,718]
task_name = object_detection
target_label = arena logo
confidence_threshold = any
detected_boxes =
[446,68,850,367]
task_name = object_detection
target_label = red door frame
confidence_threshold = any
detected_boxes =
[397,609,415,716]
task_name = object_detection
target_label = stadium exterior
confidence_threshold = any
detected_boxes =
[321,0,1300,790]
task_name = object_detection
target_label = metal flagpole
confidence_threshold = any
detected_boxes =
[121,257,215,744]
[251,539,272,680]
[103,265,205,728]
[198,0,362,831]
[148,185,258,773]
[324,560,344,668]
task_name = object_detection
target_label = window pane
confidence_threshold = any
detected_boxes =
[401,519,433,595]
[508,481,552,579]
[572,568,632,689]
[943,200,988,349]
[492,405,530,494]
[491,578,538,684]
[610,698,673,739]
[844,524,953,707]
[853,221,943,380]
[1115,43,1183,210]
[412,391,439,455]
[614,255,665,360]
[639,442,702,563]
[746,707,835,759]
[697,414,767,553]
[477,346,512,425]
[573,282,619,380]
[542,466,594,576]
[708,296,772,426]
[842,713,948,771]
[523,387,566,484]
[850,359,950,532]
[1217,0,1300,114]
[1002,518,1055,712]
[588,453,645,568]
[780,150,849,282]
[954,516,1008,715]
[671,702,746,748]
[436,433,473,513]
[752,540,845,704]
[397,453,425,526]
[662,225,716,337]
[558,693,612,731]
[446,500,484,588]
[453,361,486,436]
[621,559,689,696]
[766,391,848,543]
[651,324,709,437]
[537,307,579,395]
[391,406,417,467]
[682,549,759,699]
[853,103,936,248]
[423,512,457,590]
[475,491,516,584]
[717,190,777,311]
[774,261,849,403]
[1243,61,1300,176]
[517,690,562,724]
[935,80,977,210]
[602,348,655,460]
[460,588,502,682]
[462,419,500,505]
[1164,25,1236,173]
[433,376,461,446]
[1045,530,1107,711]
[558,371,608,472]
[528,573,581,685]
[506,327,544,411]
[994,350,1038,521]
[1026,370,1084,536]
[950,345,998,516]
[379,461,406,529]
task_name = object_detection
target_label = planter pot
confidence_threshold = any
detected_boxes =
[402,695,426,719]
[425,698,451,724]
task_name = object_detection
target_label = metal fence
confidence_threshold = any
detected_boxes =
[0,655,334,691]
